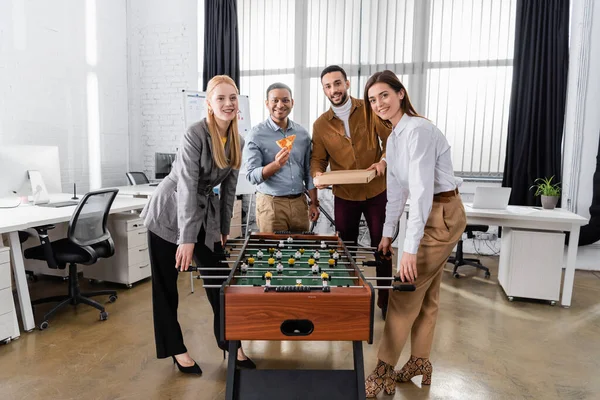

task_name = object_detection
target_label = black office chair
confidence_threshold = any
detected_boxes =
[448,225,491,279]
[126,171,150,185]
[24,189,119,330]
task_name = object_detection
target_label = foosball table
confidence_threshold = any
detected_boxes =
[198,232,415,400]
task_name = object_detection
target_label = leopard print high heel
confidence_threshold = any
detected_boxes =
[395,355,433,385]
[365,359,396,398]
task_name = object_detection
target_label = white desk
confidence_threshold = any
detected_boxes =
[397,204,588,307]
[113,184,156,197]
[0,193,149,332]
[115,172,256,198]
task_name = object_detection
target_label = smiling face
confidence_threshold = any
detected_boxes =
[321,71,350,106]
[266,88,294,123]
[367,82,405,125]
[207,83,239,122]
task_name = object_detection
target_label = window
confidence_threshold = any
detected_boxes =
[238,0,516,176]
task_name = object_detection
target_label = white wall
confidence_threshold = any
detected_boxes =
[127,0,198,178]
[563,0,600,270]
[0,0,128,192]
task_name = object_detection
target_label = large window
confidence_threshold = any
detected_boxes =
[238,0,516,177]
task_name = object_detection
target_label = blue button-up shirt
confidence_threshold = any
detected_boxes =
[242,117,314,196]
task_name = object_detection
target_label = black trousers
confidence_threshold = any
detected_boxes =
[148,229,235,359]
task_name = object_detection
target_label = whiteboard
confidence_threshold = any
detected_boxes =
[182,90,252,136]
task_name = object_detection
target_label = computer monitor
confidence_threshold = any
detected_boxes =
[155,152,176,179]
[0,145,62,198]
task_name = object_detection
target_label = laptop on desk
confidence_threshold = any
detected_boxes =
[471,187,512,210]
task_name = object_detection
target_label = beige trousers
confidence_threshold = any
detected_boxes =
[255,193,310,233]
[378,194,466,364]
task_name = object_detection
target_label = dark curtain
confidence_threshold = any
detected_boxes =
[502,0,570,206]
[202,0,240,91]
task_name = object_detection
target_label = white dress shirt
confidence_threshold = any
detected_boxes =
[382,114,458,254]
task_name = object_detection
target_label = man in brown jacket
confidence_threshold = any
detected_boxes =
[310,65,392,319]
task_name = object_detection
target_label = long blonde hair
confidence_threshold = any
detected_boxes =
[205,75,242,169]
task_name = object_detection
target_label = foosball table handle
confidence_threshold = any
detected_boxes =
[392,284,416,292]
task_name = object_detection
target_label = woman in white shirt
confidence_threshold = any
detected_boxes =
[362,70,467,397]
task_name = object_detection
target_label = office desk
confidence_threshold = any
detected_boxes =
[0,194,149,332]
[397,204,588,307]
[115,172,257,198]
[113,184,156,197]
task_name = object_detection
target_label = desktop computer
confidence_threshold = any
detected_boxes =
[155,152,176,179]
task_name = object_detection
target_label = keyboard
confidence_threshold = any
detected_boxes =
[39,200,79,208]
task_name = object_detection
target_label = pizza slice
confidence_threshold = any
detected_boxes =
[276,134,296,151]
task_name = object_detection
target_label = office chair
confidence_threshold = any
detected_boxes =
[23,189,119,330]
[126,171,150,185]
[448,225,491,279]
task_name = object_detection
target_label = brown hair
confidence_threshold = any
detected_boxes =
[363,70,420,149]
[206,75,242,169]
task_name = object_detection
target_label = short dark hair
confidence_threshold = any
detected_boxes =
[266,82,292,99]
[320,65,348,81]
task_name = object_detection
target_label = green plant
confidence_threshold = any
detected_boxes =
[530,176,561,197]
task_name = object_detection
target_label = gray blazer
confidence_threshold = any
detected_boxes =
[141,118,243,250]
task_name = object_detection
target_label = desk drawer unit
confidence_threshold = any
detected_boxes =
[0,247,18,343]
[84,213,151,287]
[498,228,565,303]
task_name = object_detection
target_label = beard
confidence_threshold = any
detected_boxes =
[328,91,348,106]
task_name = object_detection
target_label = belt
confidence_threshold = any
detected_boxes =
[433,188,459,202]
[261,193,303,199]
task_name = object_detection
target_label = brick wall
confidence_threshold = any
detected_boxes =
[127,0,198,178]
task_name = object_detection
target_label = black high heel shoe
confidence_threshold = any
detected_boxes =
[172,356,203,375]
[236,357,256,369]
[223,350,257,369]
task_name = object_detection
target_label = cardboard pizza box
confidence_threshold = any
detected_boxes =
[313,169,377,186]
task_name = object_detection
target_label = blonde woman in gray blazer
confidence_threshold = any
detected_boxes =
[141,75,255,375]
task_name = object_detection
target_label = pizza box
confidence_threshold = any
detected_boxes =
[313,169,377,186]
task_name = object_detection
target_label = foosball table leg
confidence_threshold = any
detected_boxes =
[225,340,240,400]
[353,341,367,400]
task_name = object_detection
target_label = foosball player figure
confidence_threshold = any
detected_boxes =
[321,272,331,288]
[308,257,316,267]
[256,249,264,259]
[320,240,327,249]
[287,236,294,244]
[263,271,273,286]
[311,263,320,274]
[328,258,336,267]
[293,250,302,260]
[332,251,340,261]
[268,247,276,255]
[275,250,283,260]
[313,250,321,260]
[279,240,286,248]
[295,279,303,287]
[299,248,305,255]
[247,257,255,267]
[329,248,335,256]
[288,258,295,267]
[268,257,275,268]
[241,262,249,274]
[276,262,284,274]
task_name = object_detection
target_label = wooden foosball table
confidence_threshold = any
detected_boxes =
[200,232,414,400]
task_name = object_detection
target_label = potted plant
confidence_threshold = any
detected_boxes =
[530,176,561,209]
